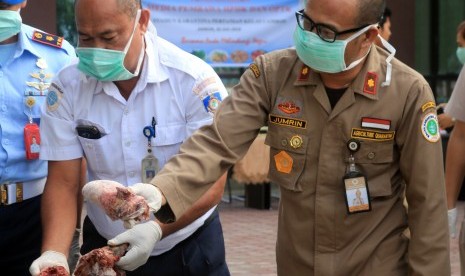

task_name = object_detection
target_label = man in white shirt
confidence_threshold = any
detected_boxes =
[30,0,230,275]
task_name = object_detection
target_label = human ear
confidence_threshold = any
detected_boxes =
[139,9,151,35]
[362,28,379,47]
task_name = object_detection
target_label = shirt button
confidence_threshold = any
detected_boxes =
[4,168,9,173]
[367,152,376,160]
[125,141,131,147]
[281,139,288,146]
[0,71,3,77]
[128,171,136,177]
[1,105,7,112]
[123,108,129,115]
[3,139,9,145]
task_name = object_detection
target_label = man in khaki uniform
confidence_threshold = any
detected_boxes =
[109,0,451,274]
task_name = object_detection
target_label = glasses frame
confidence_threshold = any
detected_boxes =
[295,9,370,43]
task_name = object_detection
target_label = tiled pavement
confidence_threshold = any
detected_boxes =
[451,201,465,276]
[218,195,279,276]
[219,188,464,276]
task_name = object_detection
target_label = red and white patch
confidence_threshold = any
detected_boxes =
[361,117,391,130]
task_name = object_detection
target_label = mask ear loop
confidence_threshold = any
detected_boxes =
[132,36,145,77]
[125,10,144,77]
[123,10,142,53]
[343,24,379,71]
[377,34,396,87]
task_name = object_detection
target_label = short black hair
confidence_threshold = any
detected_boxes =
[356,0,386,26]
[379,7,392,28]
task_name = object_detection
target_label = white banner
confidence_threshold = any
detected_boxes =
[143,0,304,67]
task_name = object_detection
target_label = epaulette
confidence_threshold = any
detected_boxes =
[31,30,63,49]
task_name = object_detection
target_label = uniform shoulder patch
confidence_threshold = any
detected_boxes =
[202,92,223,114]
[32,31,63,48]
[249,63,260,78]
[421,101,436,113]
[46,83,64,112]
[421,112,440,143]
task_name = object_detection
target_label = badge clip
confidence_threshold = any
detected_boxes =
[24,97,40,160]
[141,117,160,182]
[343,139,371,214]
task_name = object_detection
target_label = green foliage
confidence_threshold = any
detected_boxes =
[56,0,77,47]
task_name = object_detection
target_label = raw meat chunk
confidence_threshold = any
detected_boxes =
[38,266,69,276]
[74,244,128,276]
[83,180,150,224]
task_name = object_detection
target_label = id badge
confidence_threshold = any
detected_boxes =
[343,173,371,214]
[141,153,159,183]
[24,123,41,160]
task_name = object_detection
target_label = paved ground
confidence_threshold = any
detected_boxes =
[219,194,279,276]
[451,201,465,276]
[219,185,464,276]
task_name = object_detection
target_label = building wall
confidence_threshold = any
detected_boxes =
[21,0,57,34]
[387,0,416,68]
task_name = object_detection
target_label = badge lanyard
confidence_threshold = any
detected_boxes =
[343,139,371,214]
[141,117,160,183]
[24,96,41,160]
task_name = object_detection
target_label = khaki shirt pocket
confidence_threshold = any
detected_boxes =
[265,130,309,192]
[354,141,394,197]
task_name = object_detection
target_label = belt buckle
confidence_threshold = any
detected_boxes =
[16,183,23,203]
[0,183,8,205]
[0,183,23,205]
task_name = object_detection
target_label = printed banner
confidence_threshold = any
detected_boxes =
[143,0,303,67]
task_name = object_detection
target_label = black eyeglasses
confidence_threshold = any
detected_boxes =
[295,9,370,43]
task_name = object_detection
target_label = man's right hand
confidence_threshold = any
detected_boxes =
[448,208,458,238]
[29,250,69,276]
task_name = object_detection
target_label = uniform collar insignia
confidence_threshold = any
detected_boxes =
[297,64,310,81]
[363,72,378,95]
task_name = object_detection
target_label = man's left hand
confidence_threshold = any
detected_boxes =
[108,220,162,271]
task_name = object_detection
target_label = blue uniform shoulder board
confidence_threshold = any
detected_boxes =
[31,30,63,49]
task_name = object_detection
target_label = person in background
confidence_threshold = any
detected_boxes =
[113,0,450,274]
[0,0,78,275]
[30,0,230,275]
[438,21,465,131]
[374,7,392,48]
[444,19,465,275]
[378,7,392,42]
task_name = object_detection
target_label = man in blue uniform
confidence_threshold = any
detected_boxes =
[0,0,76,275]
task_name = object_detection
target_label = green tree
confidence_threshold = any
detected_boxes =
[57,0,77,47]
